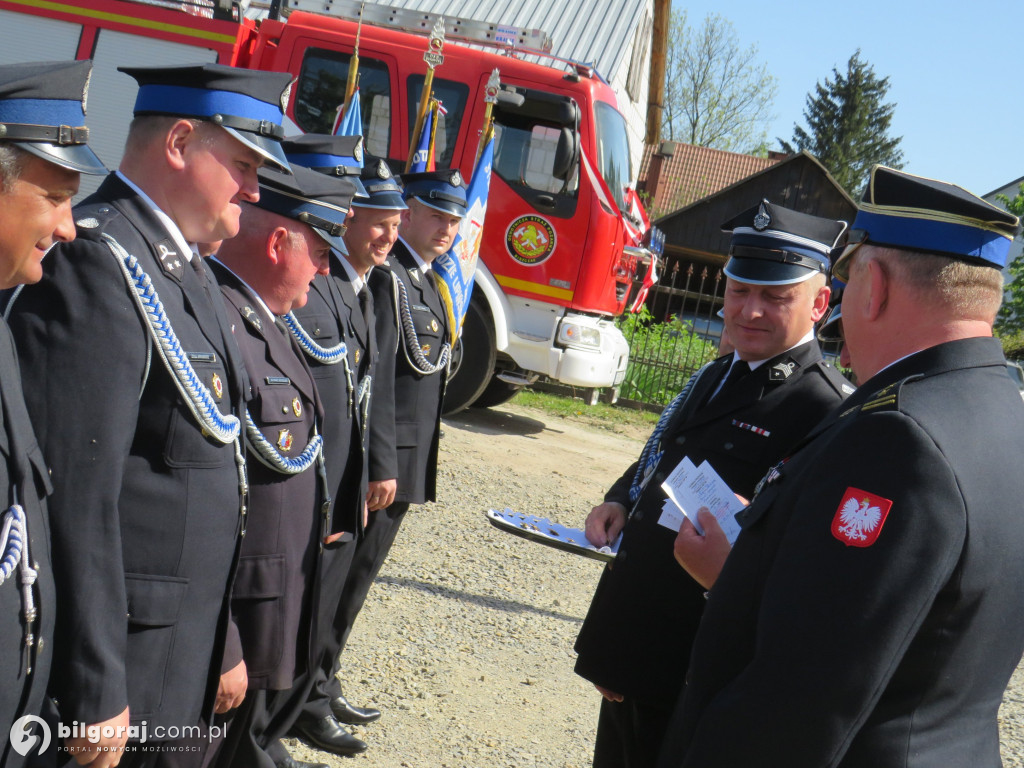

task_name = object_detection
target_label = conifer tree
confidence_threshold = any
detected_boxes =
[780,51,904,195]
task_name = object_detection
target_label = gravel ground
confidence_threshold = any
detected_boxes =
[283,401,1024,767]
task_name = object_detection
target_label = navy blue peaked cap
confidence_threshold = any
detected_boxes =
[255,165,356,255]
[722,199,848,285]
[281,133,367,199]
[0,60,106,175]
[121,63,292,172]
[355,157,407,211]
[401,168,467,217]
[834,166,1021,277]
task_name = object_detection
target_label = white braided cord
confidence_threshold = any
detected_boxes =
[283,312,348,365]
[104,234,240,444]
[244,410,322,475]
[394,273,450,376]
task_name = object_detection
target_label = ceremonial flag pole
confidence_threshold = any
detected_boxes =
[405,17,445,173]
[341,2,363,117]
[475,68,500,171]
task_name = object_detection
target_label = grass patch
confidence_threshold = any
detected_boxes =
[514,389,660,433]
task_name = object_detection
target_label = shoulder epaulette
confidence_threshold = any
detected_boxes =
[841,374,923,419]
[817,360,857,397]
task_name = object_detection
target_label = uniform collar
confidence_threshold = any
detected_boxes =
[397,235,430,272]
[210,257,275,322]
[116,170,194,262]
[733,328,815,371]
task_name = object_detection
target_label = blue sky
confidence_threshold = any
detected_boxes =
[671,0,1022,197]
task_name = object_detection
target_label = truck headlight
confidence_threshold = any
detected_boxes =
[557,321,602,350]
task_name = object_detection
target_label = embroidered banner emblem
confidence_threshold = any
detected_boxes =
[831,487,892,547]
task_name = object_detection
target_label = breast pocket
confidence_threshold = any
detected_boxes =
[163,352,234,468]
[253,380,306,455]
[411,305,444,363]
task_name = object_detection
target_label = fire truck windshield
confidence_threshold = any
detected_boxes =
[594,101,630,212]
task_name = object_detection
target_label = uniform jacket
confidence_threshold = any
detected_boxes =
[368,240,449,505]
[211,262,323,691]
[661,337,1024,768]
[0,319,55,768]
[574,340,851,709]
[7,174,248,729]
[290,255,377,539]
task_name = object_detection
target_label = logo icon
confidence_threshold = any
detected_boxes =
[505,215,556,266]
[10,715,51,757]
[831,487,892,547]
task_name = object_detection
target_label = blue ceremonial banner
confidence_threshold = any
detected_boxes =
[409,107,435,173]
[332,89,363,165]
[433,137,493,341]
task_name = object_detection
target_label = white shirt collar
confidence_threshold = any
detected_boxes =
[210,258,275,321]
[734,328,816,370]
[397,235,430,271]
[336,254,364,293]
[116,171,195,262]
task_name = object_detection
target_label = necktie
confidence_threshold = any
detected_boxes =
[357,285,372,331]
[711,360,751,401]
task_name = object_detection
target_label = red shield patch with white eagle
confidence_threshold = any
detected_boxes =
[831,487,892,547]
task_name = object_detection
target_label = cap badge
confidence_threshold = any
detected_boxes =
[753,201,771,231]
[211,373,223,401]
[353,140,363,162]
[831,487,892,547]
[449,170,462,187]
[291,397,302,418]
[277,428,293,452]
[76,217,99,229]
[280,79,295,113]
[376,159,390,179]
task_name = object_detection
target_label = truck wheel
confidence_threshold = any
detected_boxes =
[443,300,496,415]
[471,376,523,409]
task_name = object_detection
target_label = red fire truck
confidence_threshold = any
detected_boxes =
[0,0,646,412]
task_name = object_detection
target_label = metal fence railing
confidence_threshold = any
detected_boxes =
[615,260,726,410]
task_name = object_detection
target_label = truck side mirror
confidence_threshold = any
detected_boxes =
[552,126,578,181]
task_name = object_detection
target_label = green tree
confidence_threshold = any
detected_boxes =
[994,182,1024,339]
[780,50,904,195]
[661,11,778,153]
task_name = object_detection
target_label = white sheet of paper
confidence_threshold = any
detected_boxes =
[657,457,744,545]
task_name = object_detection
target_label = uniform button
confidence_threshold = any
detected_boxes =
[282,406,288,414]
[675,436,686,445]
[314,328,321,336]
[634,509,644,521]
[724,442,734,450]
[654,472,665,483]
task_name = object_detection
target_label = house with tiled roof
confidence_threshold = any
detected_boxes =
[638,141,786,218]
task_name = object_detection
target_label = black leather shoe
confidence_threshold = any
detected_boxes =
[330,694,381,725]
[293,715,368,756]
[273,755,330,768]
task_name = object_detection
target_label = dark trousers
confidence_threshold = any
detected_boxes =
[593,696,672,768]
[300,502,409,719]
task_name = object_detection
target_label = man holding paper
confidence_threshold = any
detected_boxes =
[574,200,854,768]
[661,168,1024,768]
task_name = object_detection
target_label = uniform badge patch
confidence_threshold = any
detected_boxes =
[242,306,262,332]
[430,319,439,332]
[831,487,892,547]
[354,349,361,364]
[277,429,293,452]
[421,343,431,355]
[291,397,302,418]
[156,240,183,280]
[211,373,223,400]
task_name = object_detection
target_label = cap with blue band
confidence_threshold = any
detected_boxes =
[834,166,1021,277]
[353,158,407,211]
[401,169,467,217]
[281,134,368,199]
[0,60,106,175]
[120,63,292,173]
[255,165,357,255]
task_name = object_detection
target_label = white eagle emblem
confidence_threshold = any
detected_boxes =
[836,497,882,542]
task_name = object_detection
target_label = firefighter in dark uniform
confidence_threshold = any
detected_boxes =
[574,201,855,768]
[0,60,105,768]
[277,144,409,762]
[203,165,356,768]
[319,169,464,732]
[662,167,1024,768]
[6,63,291,768]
